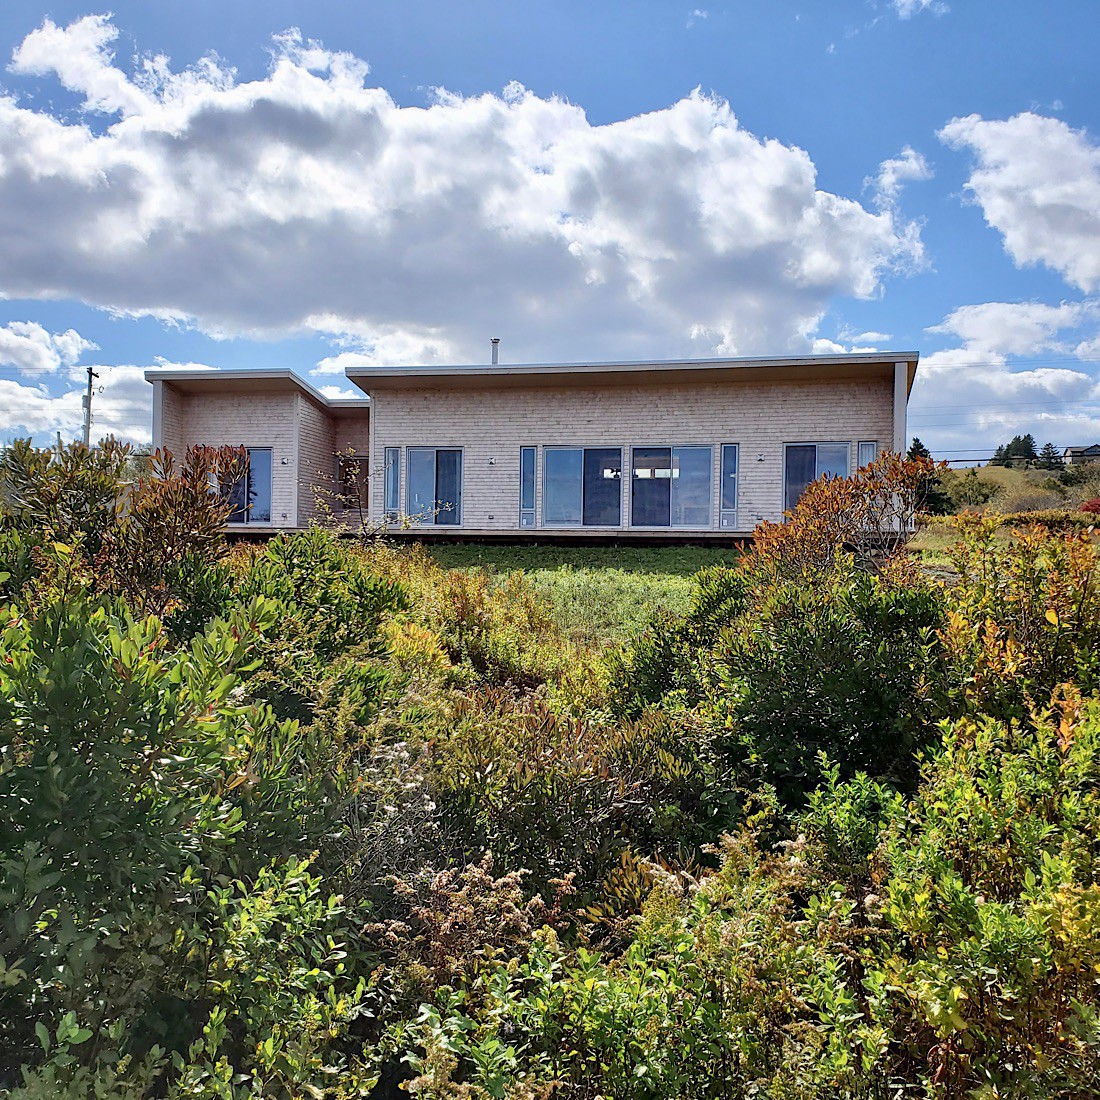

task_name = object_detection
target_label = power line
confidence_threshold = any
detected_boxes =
[916,356,1100,369]
[911,397,1100,414]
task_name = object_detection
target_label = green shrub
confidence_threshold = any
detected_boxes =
[877,690,1100,1093]
[0,592,349,1079]
[919,509,1099,531]
[609,565,749,717]
[939,518,1100,721]
[415,691,726,897]
[702,564,945,801]
[800,758,902,889]
[233,528,405,724]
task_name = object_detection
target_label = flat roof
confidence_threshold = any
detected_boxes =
[147,352,920,406]
[144,367,370,416]
[345,352,919,396]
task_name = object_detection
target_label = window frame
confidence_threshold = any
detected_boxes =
[858,440,879,468]
[720,444,739,529]
[519,446,536,528]
[628,444,715,529]
[782,441,851,513]
[383,447,400,520]
[541,445,624,528]
[405,446,464,527]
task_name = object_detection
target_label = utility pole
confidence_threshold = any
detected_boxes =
[81,365,99,448]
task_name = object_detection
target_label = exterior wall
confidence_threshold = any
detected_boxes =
[296,396,338,525]
[369,377,895,532]
[153,383,371,528]
[155,382,189,458]
[335,420,371,455]
[159,389,301,527]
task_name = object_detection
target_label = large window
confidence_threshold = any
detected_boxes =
[784,442,849,511]
[631,446,712,527]
[543,447,622,526]
[226,447,272,524]
[407,447,462,525]
[519,447,536,527]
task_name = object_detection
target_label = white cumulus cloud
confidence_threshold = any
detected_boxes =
[940,112,1100,293]
[866,146,933,211]
[0,15,925,368]
[0,363,152,445]
[909,300,1100,455]
[0,321,97,372]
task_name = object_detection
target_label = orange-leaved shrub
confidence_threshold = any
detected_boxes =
[747,450,947,581]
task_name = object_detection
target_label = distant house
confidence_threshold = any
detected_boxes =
[1063,444,1100,465]
[145,351,918,538]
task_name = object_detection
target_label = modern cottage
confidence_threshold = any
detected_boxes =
[146,351,918,538]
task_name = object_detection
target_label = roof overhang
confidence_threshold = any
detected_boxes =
[345,352,919,397]
[144,367,370,417]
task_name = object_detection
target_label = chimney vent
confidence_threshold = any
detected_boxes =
[490,337,500,366]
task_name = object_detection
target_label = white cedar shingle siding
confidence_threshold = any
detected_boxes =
[296,395,339,525]
[156,382,189,458]
[370,377,894,530]
[153,382,371,529]
[156,385,302,527]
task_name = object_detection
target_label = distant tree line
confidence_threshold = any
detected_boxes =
[990,434,1065,469]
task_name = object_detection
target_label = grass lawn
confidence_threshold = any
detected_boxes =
[426,542,741,645]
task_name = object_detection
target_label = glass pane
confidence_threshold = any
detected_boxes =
[520,447,535,511]
[407,447,437,522]
[858,441,878,468]
[434,449,462,525]
[721,445,738,512]
[544,448,582,525]
[784,445,817,511]
[384,448,400,513]
[583,448,622,526]
[671,446,711,527]
[632,447,671,526]
[817,443,849,480]
[247,449,272,523]
[225,472,248,523]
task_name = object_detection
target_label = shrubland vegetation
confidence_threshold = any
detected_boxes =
[2,440,1100,1098]
[933,455,1100,518]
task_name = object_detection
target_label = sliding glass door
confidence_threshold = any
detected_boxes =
[407,447,462,525]
[630,446,712,527]
[542,447,622,526]
[583,448,622,525]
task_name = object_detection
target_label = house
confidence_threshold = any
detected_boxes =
[145,350,918,537]
[1063,444,1100,465]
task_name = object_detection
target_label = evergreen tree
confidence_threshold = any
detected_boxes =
[992,435,1039,467]
[1006,434,1038,464]
[907,437,932,461]
[905,437,951,514]
[1038,441,1065,469]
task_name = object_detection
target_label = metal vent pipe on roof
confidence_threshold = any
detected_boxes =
[491,337,500,365]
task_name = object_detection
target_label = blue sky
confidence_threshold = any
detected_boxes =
[0,0,1098,458]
